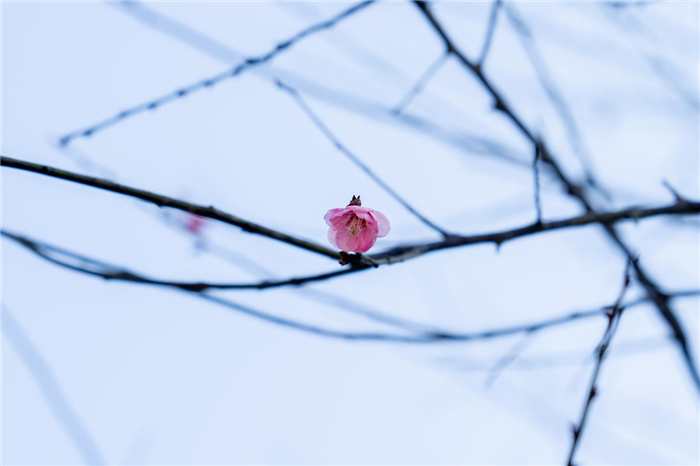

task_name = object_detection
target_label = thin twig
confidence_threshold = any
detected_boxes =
[392,52,450,115]
[58,1,374,146]
[533,143,543,223]
[477,0,502,66]
[2,306,107,464]
[274,80,451,237]
[566,259,635,466]
[502,2,603,193]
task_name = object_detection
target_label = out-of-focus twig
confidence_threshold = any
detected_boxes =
[502,2,604,193]
[2,306,107,465]
[274,79,452,237]
[58,1,375,146]
[477,0,502,66]
[392,52,450,115]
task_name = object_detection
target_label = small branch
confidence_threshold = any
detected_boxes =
[485,330,535,386]
[58,1,374,146]
[477,0,502,66]
[392,52,450,115]
[274,80,452,238]
[533,143,543,223]
[1,156,341,261]
[566,259,634,466]
[2,305,107,465]
[502,2,604,194]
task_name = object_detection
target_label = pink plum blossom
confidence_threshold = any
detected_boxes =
[324,195,390,253]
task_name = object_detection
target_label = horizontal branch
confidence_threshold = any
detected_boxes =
[5,229,697,344]
[1,156,340,261]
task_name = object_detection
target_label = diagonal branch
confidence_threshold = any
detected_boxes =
[274,80,452,237]
[58,1,374,146]
[2,306,107,464]
[477,0,502,66]
[502,2,603,193]
[392,52,450,115]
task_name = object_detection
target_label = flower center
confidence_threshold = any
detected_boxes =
[347,215,366,238]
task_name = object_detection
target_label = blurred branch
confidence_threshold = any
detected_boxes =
[275,79,452,237]
[502,2,604,193]
[477,0,502,66]
[601,4,700,111]
[413,0,700,392]
[6,230,697,346]
[532,144,543,223]
[58,1,374,146]
[392,52,450,115]
[566,259,634,466]
[441,335,677,373]
[0,156,341,261]
[485,330,535,386]
[2,306,107,465]
[95,0,532,171]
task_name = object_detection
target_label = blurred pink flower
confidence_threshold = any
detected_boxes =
[324,195,390,253]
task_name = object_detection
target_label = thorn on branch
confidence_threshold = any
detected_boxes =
[662,180,686,203]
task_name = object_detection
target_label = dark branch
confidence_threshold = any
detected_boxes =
[1,156,341,261]
[5,155,700,286]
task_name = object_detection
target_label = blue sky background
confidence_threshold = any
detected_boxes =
[2,1,699,464]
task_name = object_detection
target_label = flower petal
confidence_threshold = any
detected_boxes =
[369,209,391,237]
[324,208,346,226]
[327,227,340,249]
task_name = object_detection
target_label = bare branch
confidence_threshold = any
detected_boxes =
[274,79,452,237]
[502,3,604,193]
[58,1,374,146]
[1,156,341,261]
[477,0,502,66]
[566,259,634,466]
[4,155,700,283]
[392,52,450,115]
[2,306,107,464]
[533,143,543,223]
[6,230,696,346]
